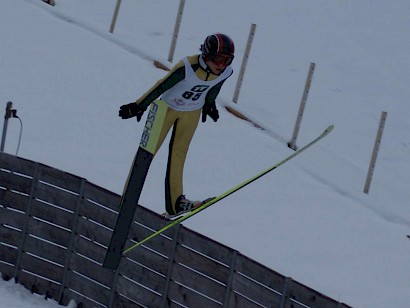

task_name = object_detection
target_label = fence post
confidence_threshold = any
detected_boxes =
[161,224,181,307]
[280,276,293,308]
[58,179,86,304]
[107,267,120,308]
[109,0,122,34]
[288,62,316,150]
[233,23,256,103]
[168,0,185,63]
[364,111,387,194]
[223,250,237,307]
[13,163,40,279]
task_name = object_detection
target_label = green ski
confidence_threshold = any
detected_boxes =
[123,125,334,255]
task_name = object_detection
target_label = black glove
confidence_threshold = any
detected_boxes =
[119,103,146,121]
[202,101,219,123]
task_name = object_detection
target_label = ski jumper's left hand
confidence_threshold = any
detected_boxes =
[202,101,219,122]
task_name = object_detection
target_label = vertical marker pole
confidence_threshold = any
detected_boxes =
[233,23,257,103]
[1,102,13,152]
[288,62,316,150]
[364,111,387,194]
[168,0,185,63]
[109,0,122,34]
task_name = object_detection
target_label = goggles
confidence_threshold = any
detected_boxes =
[209,53,234,66]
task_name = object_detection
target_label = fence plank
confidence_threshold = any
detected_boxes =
[0,206,26,230]
[30,198,75,231]
[115,274,163,307]
[26,218,71,248]
[171,261,226,304]
[231,271,282,307]
[80,197,117,230]
[23,235,66,266]
[178,227,233,266]
[235,253,287,292]
[128,218,174,256]
[0,152,36,176]
[65,270,111,307]
[174,244,230,285]
[38,164,84,195]
[111,292,144,308]
[134,205,175,238]
[227,291,266,308]
[0,261,15,280]
[18,271,61,301]
[18,252,64,284]
[122,242,170,277]
[0,189,30,212]
[73,234,107,265]
[168,280,222,308]
[118,257,167,296]
[288,279,348,308]
[60,289,105,308]
[0,169,32,195]
[83,181,120,212]
[35,181,79,213]
[69,253,114,289]
[76,216,112,247]
[168,302,185,308]
[112,293,143,308]
[0,224,21,247]
[0,244,18,266]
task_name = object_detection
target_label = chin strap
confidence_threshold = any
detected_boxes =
[199,55,224,78]
[199,55,212,80]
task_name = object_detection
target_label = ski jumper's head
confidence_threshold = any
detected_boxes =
[200,33,235,75]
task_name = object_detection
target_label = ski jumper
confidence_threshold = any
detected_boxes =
[135,55,233,214]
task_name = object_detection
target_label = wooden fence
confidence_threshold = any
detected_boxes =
[0,152,351,308]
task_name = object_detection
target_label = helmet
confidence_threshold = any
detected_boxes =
[200,33,235,58]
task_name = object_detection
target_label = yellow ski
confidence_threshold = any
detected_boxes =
[123,125,334,255]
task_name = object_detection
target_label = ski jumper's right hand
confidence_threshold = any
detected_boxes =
[119,103,146,121]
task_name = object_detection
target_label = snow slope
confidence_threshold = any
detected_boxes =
[1,0,410,307]
[0,277,76,308]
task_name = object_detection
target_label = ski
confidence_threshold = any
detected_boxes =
[122,125,334,255]
[103,100,168,270]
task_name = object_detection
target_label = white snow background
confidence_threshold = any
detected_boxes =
[1,0,410,307]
